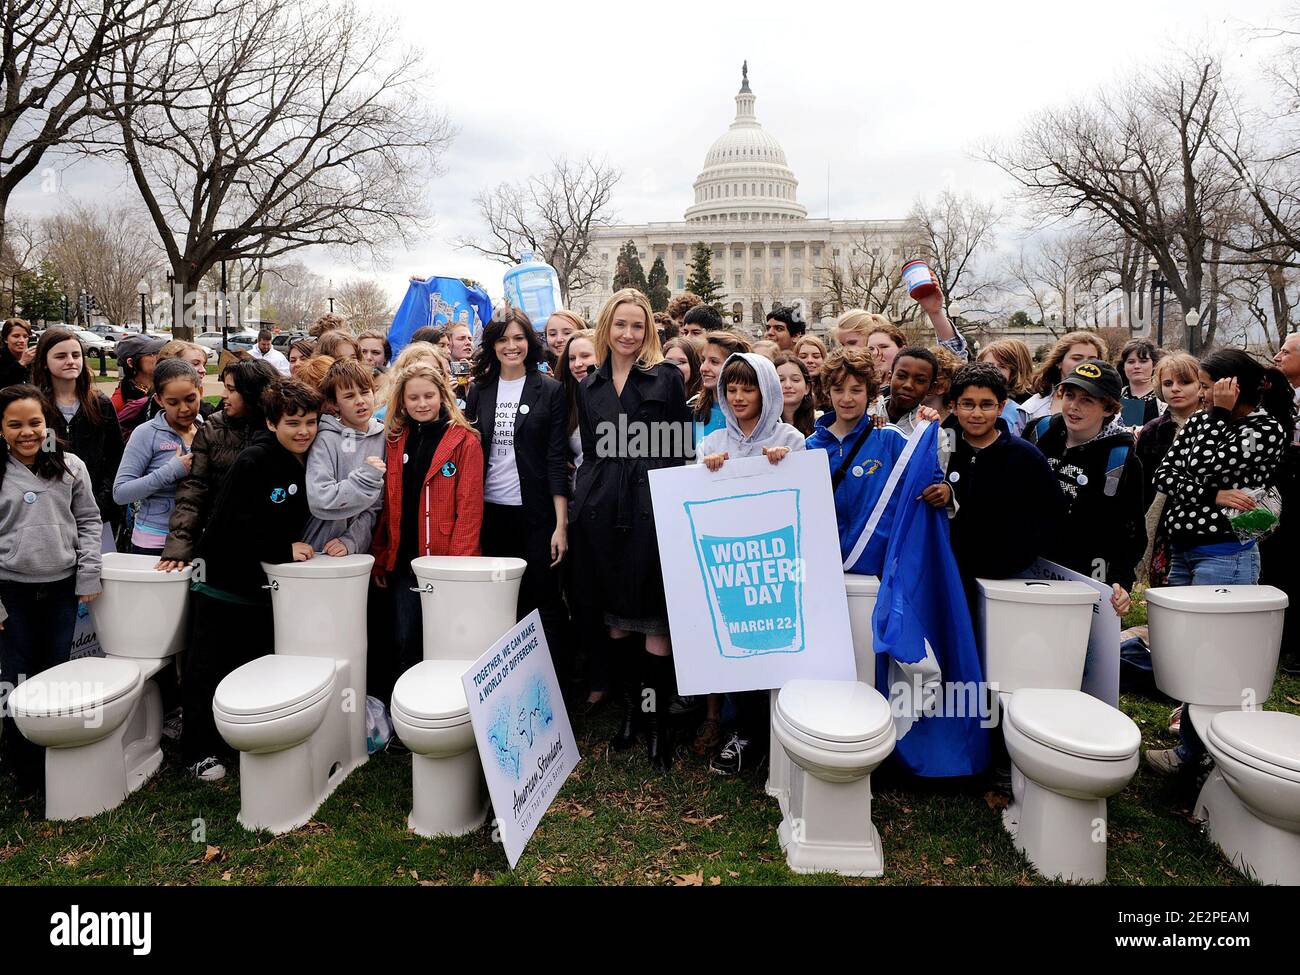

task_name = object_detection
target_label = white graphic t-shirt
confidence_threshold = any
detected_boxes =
[484,375,525,505]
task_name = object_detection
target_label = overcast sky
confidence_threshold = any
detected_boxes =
[9,0,1290,308]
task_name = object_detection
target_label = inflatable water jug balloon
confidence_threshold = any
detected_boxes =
[503,251,562,330]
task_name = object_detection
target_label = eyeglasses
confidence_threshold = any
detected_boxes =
[955,400,1000,413]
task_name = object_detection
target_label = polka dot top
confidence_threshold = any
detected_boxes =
[1152,407,1286,547]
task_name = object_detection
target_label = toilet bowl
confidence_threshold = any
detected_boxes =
[9,553,190,820]
[393,556,525,838]
[1146,584,1295,884]
[1001,688,1140,883]
[773,679,895,876]
[975,578,1140,881]
[410,556,529,662]
[214,554,372,834]
[390,659,487,837]
[768,573,879,817]
[1197,710,1300,886]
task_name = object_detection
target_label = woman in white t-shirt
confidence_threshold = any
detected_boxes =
[464,307,573,686]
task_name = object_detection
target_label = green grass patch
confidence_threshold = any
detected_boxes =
[1,664,1294,886]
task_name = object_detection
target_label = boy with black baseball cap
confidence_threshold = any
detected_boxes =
[1025,358,1147,617]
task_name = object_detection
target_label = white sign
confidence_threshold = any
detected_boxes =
[650,451,857,695]
[462,610,579,870]
[1015,558,1120,707]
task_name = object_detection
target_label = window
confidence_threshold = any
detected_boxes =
[734,273,742,289]
[812,270,822,286]
[752,302,763,324]
[752,245,764,257]
[772,271,783,288]
[733,247,743,260]
[753,268,763,285]
[833,248,840,258]
[792,268,802,288]
[674,247,685,260]
[602,251,609,262]
[793,246,803,258]
[676,273,685,290]
[812,246,821,258]
[772,245,783,258]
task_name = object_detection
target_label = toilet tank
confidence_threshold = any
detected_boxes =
[1146,585,1287,707]
[844,573,880,687]
[91,553,193,659]
[975,579,1098,694]
[262,555,374,672]
[411,556,528,661]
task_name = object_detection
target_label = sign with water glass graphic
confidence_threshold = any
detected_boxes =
[651,451,857,695]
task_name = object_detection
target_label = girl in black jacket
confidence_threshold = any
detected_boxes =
[464,307,571,680]
[570,289,692,769]
[31,328,124,545]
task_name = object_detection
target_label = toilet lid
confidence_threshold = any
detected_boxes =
[1208,711,1300,777]
[213,655,335,717]
[100,551,193,583]
[260,553,374,580]
[9,657,141,716]
[391,660,472,725]
[1006,689,1140,761]
[776,679,892,745]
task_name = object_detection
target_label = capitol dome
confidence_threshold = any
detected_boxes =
[684,64,807,225]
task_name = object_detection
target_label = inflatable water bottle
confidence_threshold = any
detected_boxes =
[503,251,562,330]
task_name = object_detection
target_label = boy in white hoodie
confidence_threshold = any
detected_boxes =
[304,358,386,555]
[697,352,806,775]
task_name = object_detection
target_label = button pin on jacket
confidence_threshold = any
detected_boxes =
[852,465,864,478]
[440,461,457,477]
[22,491,37,504]
[1077,474,1089,486]
[402,453,409,464]
[288,484,298,495]
[519,403,530,415]
[948,471,960,483]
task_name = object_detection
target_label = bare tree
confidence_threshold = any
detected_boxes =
[89,0,451,337]
[0,0,188,248]
[985,57,1243,337]
[1006,226,1106,335]
[336,277,392,332]
[458,155,620,304]
[42,199,163,325]
[260,260,327,331]
[815,231,922,321]
[910,188,1003,320]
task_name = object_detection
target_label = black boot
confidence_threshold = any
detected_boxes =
[644,651,677,771]
[609,634,643,751]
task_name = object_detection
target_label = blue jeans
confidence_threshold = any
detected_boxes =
[1167,543,1260,588]
[1170,543,1260,764]
[0,576,78,790]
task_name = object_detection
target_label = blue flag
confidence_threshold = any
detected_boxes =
[868,422,991,778]
[388,277,493,360]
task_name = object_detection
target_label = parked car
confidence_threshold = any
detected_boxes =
[225,332,261,352]
[272,330,308,351]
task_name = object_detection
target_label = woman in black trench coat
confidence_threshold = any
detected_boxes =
[571,288,692,770]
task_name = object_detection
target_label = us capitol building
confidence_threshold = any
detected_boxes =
[569,64,913,332]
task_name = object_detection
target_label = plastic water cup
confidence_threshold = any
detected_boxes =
[902,260,939,300]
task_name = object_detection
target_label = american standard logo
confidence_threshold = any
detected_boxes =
[49,906,151,955]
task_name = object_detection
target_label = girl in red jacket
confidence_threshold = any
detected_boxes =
[372,361,483,679]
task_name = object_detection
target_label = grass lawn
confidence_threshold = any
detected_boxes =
[1,642,1294,886]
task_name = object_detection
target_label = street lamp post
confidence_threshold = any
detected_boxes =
[1185,307,1201,357]
[1147,257,1168,347]
[62,293,69,325]
[328,278,335,315]
[137,279,149,334]
[220,260,229,352]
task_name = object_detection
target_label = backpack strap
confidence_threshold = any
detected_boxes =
[1104,444,1130,497]
[1031,414,1053,443]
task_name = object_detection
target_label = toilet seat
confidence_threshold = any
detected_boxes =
[213,655,336,724]
[391,660,473,730]
[1207,711,1300,783]
[776,680,893,753]
[10,658,142,717]
[1005,689,1140,761]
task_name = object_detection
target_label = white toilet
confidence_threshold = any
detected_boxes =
[213,554,372,834]
[977,578,1141,883]
[9,553,190,820]
[773,678,896,876]
[389,556,526,837]
[767,573,879,817]
[1146,584,1299,885]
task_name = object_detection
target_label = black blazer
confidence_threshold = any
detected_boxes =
[465,370,569,526]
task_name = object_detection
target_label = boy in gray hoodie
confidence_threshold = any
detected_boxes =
[697,351,807,469]
[304,358,386,555]
[696,352,805,776]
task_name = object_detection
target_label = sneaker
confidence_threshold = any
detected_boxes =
[1145,748,1183,776]
[710,733,757,776]
[188,757,226,781]
[1167,705,1182,734]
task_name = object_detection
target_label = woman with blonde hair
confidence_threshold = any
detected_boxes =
[294,354,336,393]
[570,288,690,769]
[543,310,587,372]
[1019,331,1109,424]
[794,334,831,411]
[978,338,1034,401]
